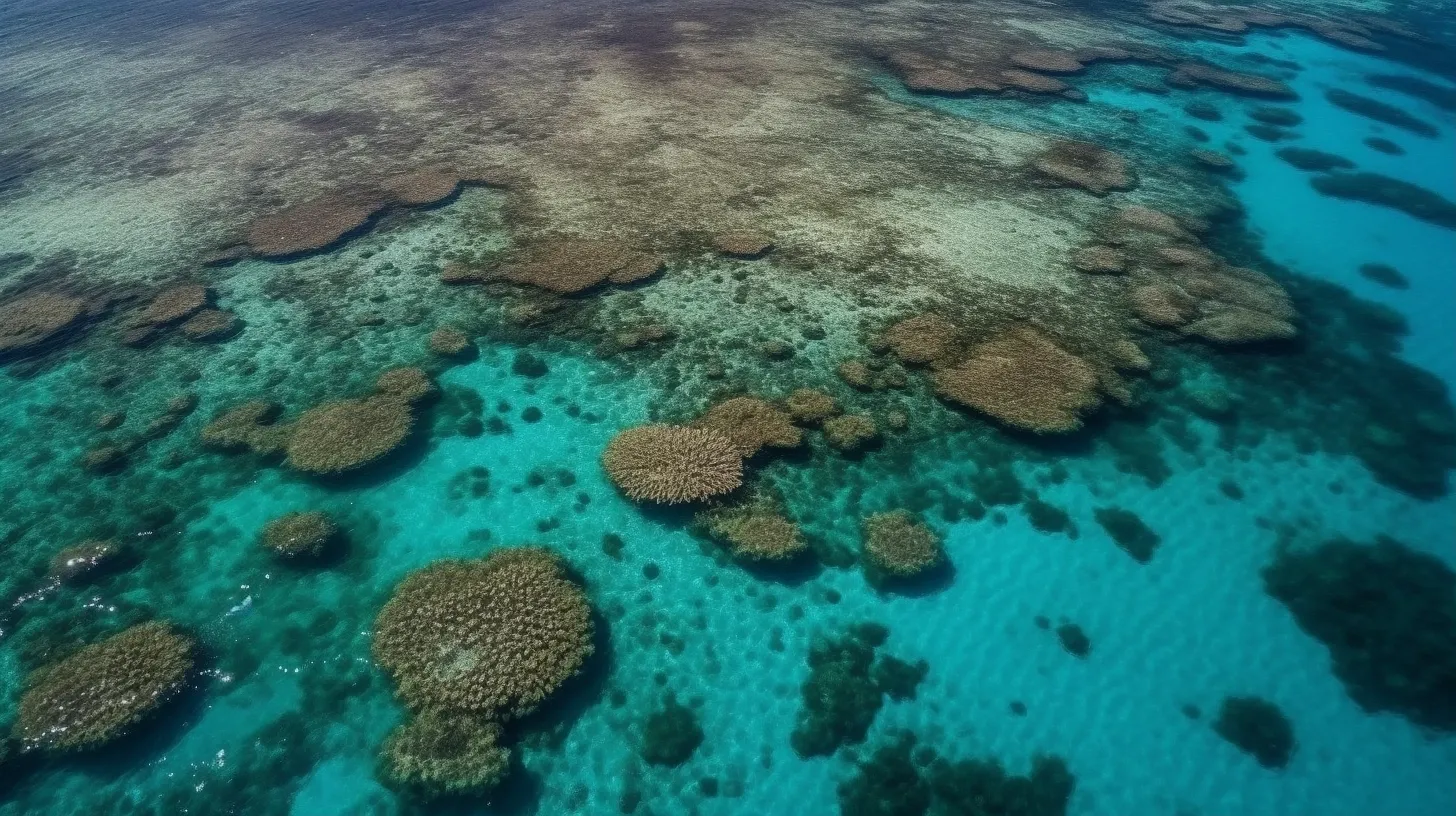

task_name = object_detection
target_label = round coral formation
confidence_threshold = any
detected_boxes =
[931,327,1102,433]
[862,511,943,580]
[262,511,338,559]
[247,193,385,257]
[501,238,663,293]
[428,327,471,357]
[15,622,195,752]
[1183,307,1296,344]
[140,285,209,326]
[823,414,880,451]
[881,313,959,365]
[200,400,285,452]
[602,425,743,504]
[0,292,85,358]
[179,309,240,341]
[378,711,509,798]
[712,231,774,257]
[1071,245,1127,274]
[703,504,808,561]
[692,396,803,457]
[286,396,414,475]
[48,539,125,584]
[1033,139,1134,195]
[372,547,594,719]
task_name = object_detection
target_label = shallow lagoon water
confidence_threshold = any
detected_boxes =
[2,4,1455,816]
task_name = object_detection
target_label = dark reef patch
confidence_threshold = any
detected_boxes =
[640,692,703,767]
[1093,507,1160,563]
[1246,105,1302,127]
[790,623,925,757]
[1310,172,1456,230]
[1055,623,1091,658]
[1212,695,1295,770]
[1324,89,1439,137]
[1243,123,1294,142]
[1357,262,1409,289]
[1275,147,1355,172]
[1364,73,1456,112]
[1262,537,1456,731]
[1362,136,1404,155]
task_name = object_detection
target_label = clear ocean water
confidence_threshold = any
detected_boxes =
[1,2,1454,815]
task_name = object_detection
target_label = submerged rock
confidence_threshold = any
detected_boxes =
[0,292,87,359]
[1310,172,1456,230]
[1032,139,1135,195]
[1325,89,1439,137]
[1213,695,1296,769]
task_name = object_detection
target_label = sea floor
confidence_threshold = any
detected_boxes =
[1,7,1454,816]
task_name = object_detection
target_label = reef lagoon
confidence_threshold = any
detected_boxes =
[2,1,1455,815]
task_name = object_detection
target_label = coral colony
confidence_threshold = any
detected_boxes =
[0,0,1454,815]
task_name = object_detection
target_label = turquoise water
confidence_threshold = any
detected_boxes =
[2,4,1455,816]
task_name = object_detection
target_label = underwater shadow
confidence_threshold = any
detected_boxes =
[873,557,957,599]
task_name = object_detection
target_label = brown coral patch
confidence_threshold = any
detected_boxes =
[881,313,960,366]
[712,231,775,258]
[285,396,414,475]
[247,192,386,257]
[429,327,472,357]
[1129,284,1198,328]
[783,388,838,424]
[0,292,86,358]
[1033,139,1135,195]
[701,503,807,562]
[692,396,802,458]
[382,169,463,207]
[932,327,1102,433]
[822,414,879,451]
[1183,307,1297,344]
[500,238,664,294]
[139,285,209,326]
[179,309,240,342]
[375,367,438,403]
[1071,245,1127,274]
[863,511,943,579]
[1008,49,1086,74]
[602,425,743,504]
[1168,63,1296,99]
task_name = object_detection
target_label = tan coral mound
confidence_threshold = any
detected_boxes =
[602,425,743,504]
[999,69,1070,94]
[863,511,943,579]
[1009,49,1086,74]
[262,511,338,559]
[247,193,385,257]
[0,293,85,356]
[286,396,414,474]
[783,388,838,423]
[180,309,239,341]
[1071,245,1127,274]
[693,397,802,457]
[382,170,462,207]
[200,400,285,452]
[15,622,195,752]
[375,367,438,403]
[140,285,208,326]
[1169,62,1295,98]
[429,327,471,357]
[702,504,807,562]
[823,414,879,451]
[1183,307,1297,344]
[882,313,959,365]
[501,238,663,294]
[378,711,510,798]
[372,547,594,719]
[712,231,774,257]
[1115,206,1192,238]
[1033,140,1135,195]
[1129,284,1198,327]
[932,327,1102,433]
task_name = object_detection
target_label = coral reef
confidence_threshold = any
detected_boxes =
[929,752,1076,816]
[640,693,703,767]
[1262,537,1456,731]
[1167,63,1295,98]
[881,313,959,365]
[1357,263,1408,289]
[791,623,922,758]
[823,414,880,451]
[138,284,208,327]
[1032,140,1134,195]
[862,511,943,582]
[372,547,594,719]
[48,539,126,584]
[179,309,240,342]
[1212,696,1295,770]
[1183,307,1297,345]
[375,367,438,404]
[1325,89,1439,137]
[0,292,86,359]
[602,425,743,504]
[377,711,509,798]
[1070,245,1127,274]
[712,231,774,258]
[428,327,471,357]
[1364,74,1456,112]
[783,388,838,423]
[1275,147,1355,173]
[261,511,339,559]
[1310,172,1456,230]
[1055,623,1091,658]
[1093,507,1160,564]
[200,400,286,454]
[15,622,195,752]
[692,396,803,457]
[248,193,385,257]
[286,396,415,475]
[700,502,808,562]
[499,238,663,294]
[932,327,1101,433]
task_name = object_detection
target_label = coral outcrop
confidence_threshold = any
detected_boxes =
[712,231,774,257]
[248,193,385,257]
[783,388,838,423]
[700,501,808,562]
[1033,140,1134,195]
[862,511,943,582]
[932,327,1101,433]
[0,292,86,359]
[375,367,438,404]
[1213,696,1296,769]
[377,711,509,798]
[372,547,594,719]
[881,313,959,365]
[48,539,126,584]
[179,309,240,342]
[692,397,802,458]
[823,414,880,451]
[500,238,664,294]
[286,396,415,474]
[15,622,195,752]
[428,327,471,357]
[602,425,743,504]
[261,511,339,559]
[1071,245,1127,274]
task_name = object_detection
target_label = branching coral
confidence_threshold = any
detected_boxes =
[862,511,943,580]
[262,511,338,559]
[701,502,808,562]
[500,238,663,294]
[0,292,86,358]
[286,396,414,474]
[15,622,195,752]
[200,400,286,453]
[881,313,959,365]
[932,327,1101,433]
[1033,140,1134,195]
[692,396,802,457]
[784,388,838,423]
[375,367,438,404]
[378,711,509,798]
[372,547,594,719]
[602,425,743,504]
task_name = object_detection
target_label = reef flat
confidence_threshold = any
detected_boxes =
[1,1,1454,815]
